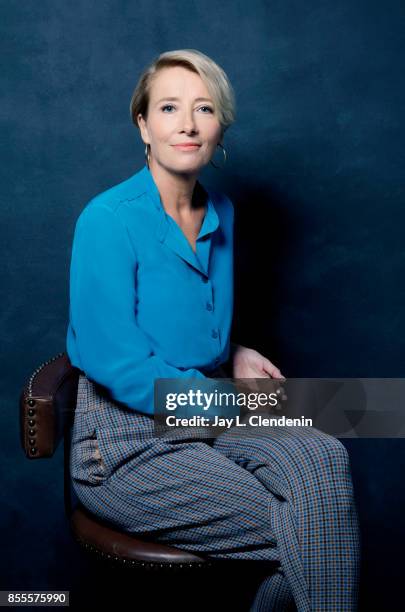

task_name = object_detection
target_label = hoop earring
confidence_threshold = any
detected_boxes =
[145,144,151,169]
[210,143,227,169]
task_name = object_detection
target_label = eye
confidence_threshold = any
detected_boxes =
[160,104,214,113]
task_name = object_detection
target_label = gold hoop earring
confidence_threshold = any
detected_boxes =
[145,144,151,169]
[210,143,227,169]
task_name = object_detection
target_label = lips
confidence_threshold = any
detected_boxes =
[172,143,201,149]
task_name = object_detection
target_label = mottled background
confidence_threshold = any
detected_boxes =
[2,0,404,609]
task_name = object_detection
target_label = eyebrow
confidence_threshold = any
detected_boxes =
[155,96,213,105]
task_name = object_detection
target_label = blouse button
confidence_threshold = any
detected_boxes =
[202,276,209,283]
[211,329,218,339]
[206,302,213,311]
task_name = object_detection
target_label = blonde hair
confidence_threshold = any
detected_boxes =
[129,49,236,137]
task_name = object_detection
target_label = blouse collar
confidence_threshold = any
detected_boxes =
[139,164,219,276]
[139,164,219,239]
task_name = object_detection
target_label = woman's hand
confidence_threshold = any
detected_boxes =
[231,344,285,379]
[230,343,286,401]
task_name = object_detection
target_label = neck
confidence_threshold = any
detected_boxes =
[149,159,203,216]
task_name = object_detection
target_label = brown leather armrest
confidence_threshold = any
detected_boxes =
[20,352,82,459]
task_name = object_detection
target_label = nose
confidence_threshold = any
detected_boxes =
[180,107,198,134]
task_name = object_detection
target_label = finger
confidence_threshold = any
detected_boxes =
[263,360,284,379]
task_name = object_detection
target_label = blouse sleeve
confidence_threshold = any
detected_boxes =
[68,202,207,415]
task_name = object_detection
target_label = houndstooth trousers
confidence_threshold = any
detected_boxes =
[70,373,361,611]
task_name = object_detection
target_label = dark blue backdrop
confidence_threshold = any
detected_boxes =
[2,1,404,609]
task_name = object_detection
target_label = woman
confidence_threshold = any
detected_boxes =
[67,49,361,611]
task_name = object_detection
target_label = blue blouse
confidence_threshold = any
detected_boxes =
[66,164,234,415]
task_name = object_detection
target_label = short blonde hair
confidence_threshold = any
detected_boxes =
[129,49,236,137]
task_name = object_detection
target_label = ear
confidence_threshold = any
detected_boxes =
[137,113,150,145]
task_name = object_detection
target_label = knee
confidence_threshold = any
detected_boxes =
[227,429,351,476]
[261,430,351,471]
[319,434,350,463]
[305,434,352,481]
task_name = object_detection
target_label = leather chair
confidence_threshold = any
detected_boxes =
[19,352,231,571]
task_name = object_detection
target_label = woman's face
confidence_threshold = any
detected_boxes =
[138,66,223,176]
